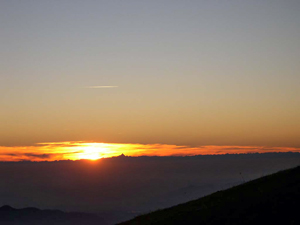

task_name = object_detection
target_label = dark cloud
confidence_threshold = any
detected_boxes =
[3,153,19,156]
[23,153,52,159]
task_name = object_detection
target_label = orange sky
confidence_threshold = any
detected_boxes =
[0,2,299,149]
[1,142,300,162]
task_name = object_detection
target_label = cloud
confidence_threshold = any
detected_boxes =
[23,153,52,159]
[0,142,300,162]
[84,86,118,88]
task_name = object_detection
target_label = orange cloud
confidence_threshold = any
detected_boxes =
[0,142,299,162]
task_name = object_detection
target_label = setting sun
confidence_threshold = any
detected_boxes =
[81,146,101,160]
[70,142,127,160]
[74,143,110,160]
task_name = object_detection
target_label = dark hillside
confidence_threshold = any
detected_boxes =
[119,166,300,225]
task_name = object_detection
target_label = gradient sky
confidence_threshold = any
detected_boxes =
[1,1,300,148]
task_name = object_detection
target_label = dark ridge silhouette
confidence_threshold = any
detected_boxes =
[0,205,103,225]
[118,165,300,225]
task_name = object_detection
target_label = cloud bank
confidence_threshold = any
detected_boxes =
[0,142,300,162]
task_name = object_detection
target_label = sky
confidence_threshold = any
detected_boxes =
[1,1,300,156]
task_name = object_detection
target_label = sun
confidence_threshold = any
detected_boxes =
[67,142,122,160]
[81,146,102,160]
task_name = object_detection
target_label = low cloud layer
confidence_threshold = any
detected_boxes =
[1,142,300,162]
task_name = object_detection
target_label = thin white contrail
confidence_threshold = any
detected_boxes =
[85,86,118,88]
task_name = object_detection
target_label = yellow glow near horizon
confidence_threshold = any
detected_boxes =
[65,142,132,160]
[79,145,102,160]
[67,143,117,160]
[0,142,300,162]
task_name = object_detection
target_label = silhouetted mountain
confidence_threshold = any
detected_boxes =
[119,165,300,225]
[0,205,103,225]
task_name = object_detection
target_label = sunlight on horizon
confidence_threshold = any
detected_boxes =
[77,145,103,160]
[0,142,300,162]
[68,143,126,160]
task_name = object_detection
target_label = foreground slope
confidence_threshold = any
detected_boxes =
[119,166,300,225]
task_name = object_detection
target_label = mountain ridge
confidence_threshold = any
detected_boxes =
[118,165,300,225]
[0,205,103,225]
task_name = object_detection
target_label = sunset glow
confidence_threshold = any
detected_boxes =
[78,145,102,160]
[1,1,299,158]
[0,142,300,162]
[1,2,300,224]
